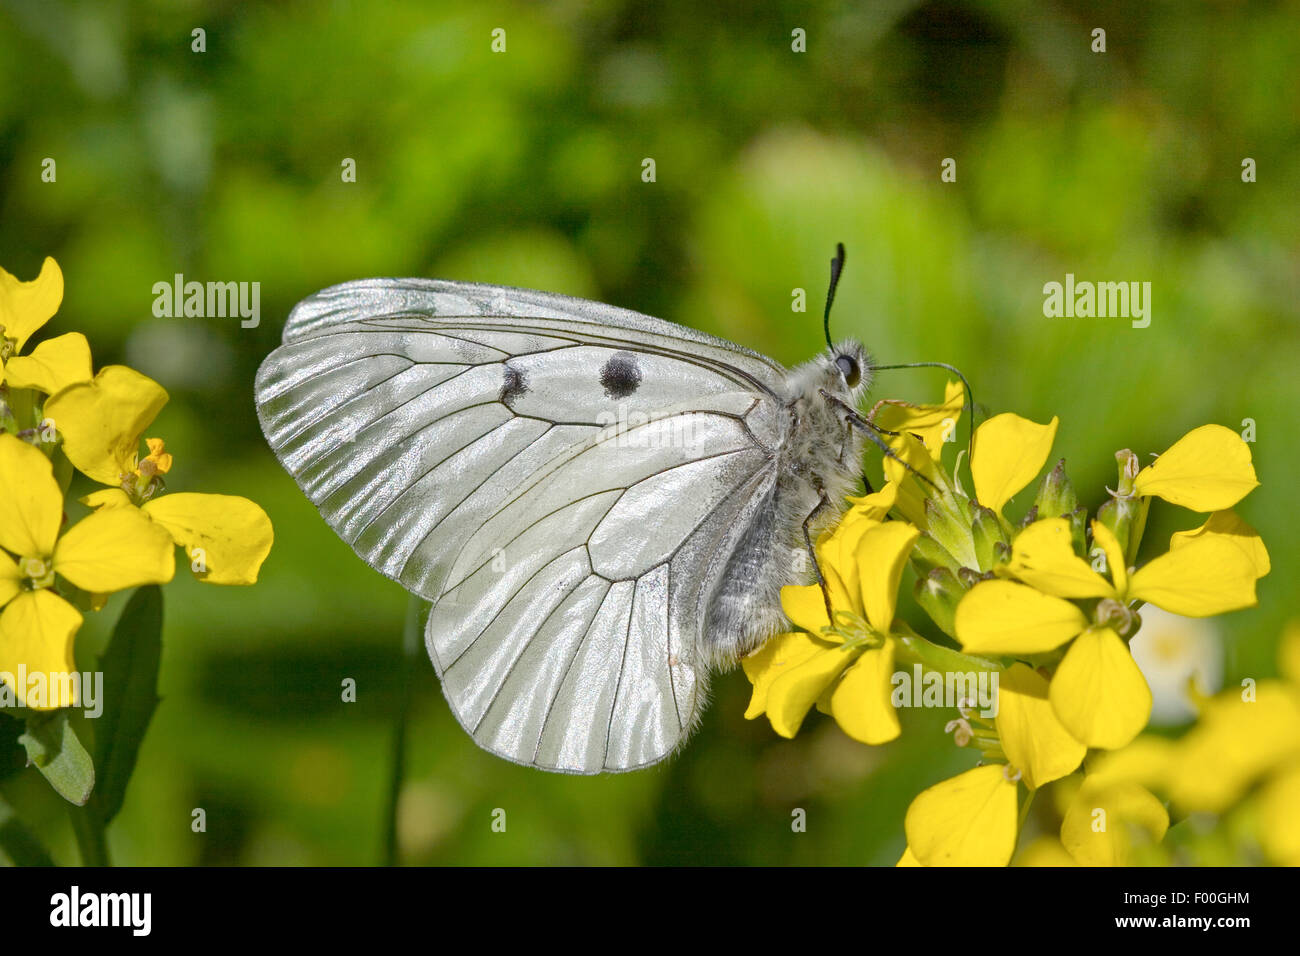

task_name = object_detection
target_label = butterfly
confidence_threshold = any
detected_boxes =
[254,245,941,773]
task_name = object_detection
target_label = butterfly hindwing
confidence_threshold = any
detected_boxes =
[255,280,787,772]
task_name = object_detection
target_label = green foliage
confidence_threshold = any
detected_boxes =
[18,712,93,807]
[90,586,164,825]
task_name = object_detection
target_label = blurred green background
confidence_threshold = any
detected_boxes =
[1,0,1297,865]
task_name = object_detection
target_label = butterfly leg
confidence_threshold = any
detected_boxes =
[820,390,938,489]
[802,487,835,624]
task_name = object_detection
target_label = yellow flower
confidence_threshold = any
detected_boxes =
[0,435,174,708]
[743,516,919,744]
[1080,626,1300,865]
[0,258,93,396]
[1163,678,1300,815]
[872,383,963,530]
[872,380,966,462]
[44,365,170,491]
[876,398,1057,570]
[43,365,274,584]
[956,514,1268,748]
[899,663,1086,866]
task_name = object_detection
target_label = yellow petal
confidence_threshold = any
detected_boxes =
[820,555,860,623]
[955,579,1087,655]
[764,644,859,738]
[829,640,900,745]
[844,481,899,519]
[1049,628,1152,749]
[881,435,939,528]
[52,505,176,592]
[817,500,889,613]
[780,584,832,635]
[2,332,93,394]
[971,413,1059,514]
[0,434,63,557]
[1003,518,1115,599]
[1132,424,1259,511]
[1090,519,1128,595]
[1257,763,1300,866]
[0,551,22,607]
[1170,510,1270,578]
[0,257,63,352]
[855,521,920,632]
[873,380,966,462]
[143,493,274,585]
[44,365,169,485]
[0,590,82,709]
[1128,535,1261,616]
[905,764,1019,867]
[996,663,1086,789]
[1060,778,1168,866]
[81,488,133,510]
[742,631,834,719]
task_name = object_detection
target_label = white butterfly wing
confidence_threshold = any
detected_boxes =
[255,279,788,772]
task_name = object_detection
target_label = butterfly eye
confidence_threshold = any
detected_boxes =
[835,354,861,388]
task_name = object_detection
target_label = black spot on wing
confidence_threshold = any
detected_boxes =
[600,351,642,399]
[500,363,528,406]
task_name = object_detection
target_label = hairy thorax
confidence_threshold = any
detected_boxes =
[700,341,872,670]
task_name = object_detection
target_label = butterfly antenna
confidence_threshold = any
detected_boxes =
[871,361,978,479]
[823,242,846,351]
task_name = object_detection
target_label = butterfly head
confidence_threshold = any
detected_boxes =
[828,338,874,403]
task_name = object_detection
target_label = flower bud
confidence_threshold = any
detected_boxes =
[1034,458,1078,519]
[915,567,964,638]
[1067,505,1089,557]
[911,530,960,576]
[971,505,1008,571]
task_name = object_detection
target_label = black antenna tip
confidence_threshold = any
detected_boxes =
[823,242,847,348]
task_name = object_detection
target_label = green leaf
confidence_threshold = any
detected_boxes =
[90,585,163,824]
[18,710,95,806]
[0,796,56,866]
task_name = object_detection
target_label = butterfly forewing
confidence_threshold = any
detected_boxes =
[255,280,788,772]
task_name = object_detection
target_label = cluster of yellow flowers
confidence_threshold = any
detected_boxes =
[1013,623,1300,867]
[743,381,1270,866]
[0,258,272,710]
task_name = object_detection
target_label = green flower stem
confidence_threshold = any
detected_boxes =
[1017,786,1037,831]
[894,627,1002,677]
[382,595,424,866]
[70,805,109,866]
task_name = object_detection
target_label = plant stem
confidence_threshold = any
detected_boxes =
[894,627,1002,676]
[70,806,109,866]
[382,596,423,866]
